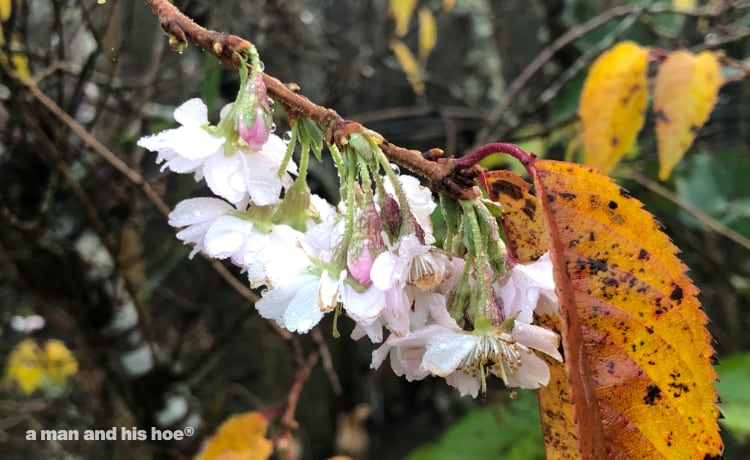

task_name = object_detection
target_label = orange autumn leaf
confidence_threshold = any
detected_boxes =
[196,412,273,460]
[483,169,548,262]
[654,50,722,181]
[524,159,722,459]
[579,41,649,174]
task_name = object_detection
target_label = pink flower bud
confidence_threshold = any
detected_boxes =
[238,106,270,150]
[348,239,374,285]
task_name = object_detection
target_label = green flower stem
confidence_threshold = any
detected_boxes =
[278,124,298,179]
[373,142,412,234]
[473,200,507,278]
[461,200,491,322]
[357,155,375,206]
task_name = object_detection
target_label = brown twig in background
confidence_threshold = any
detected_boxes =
[474,1,750,146]
[142,0,483,201]
[623,171,750,252]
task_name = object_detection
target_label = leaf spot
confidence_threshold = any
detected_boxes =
[669,284,684,304]
[644,384,662,405]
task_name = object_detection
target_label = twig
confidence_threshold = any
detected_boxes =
[142,0,482,200]
[278,343,319,460]
[623,172,750,252]
[474,1,746,146]
[14,73,265,302]
[311,329,342,395]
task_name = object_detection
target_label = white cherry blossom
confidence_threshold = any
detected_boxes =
[137,98,225,176]
[168,197,234,258]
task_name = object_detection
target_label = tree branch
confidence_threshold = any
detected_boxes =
[142,0,481,200]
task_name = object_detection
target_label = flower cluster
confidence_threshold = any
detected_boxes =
[138,49,562,397]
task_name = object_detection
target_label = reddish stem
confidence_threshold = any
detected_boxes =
[455,142,536,169]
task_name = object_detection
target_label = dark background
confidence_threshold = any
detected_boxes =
[1,0,749,458]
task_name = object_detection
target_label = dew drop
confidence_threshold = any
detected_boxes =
[390,163,401,175]
[270,122,277,133]
[258,60,265,72]
[267,98,275,110]
[282,131,293,143]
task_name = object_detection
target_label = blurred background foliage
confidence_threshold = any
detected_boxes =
[1,0,750,458]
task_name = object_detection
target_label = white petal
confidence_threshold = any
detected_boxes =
[203,152,247,204]
[501,352,550,389]
[137,130,175,152]
[512,322,562,361]
[164,155,204,174]
[168,197,232,228]
[319,270,345,312]
[370,251,398,290]
[168,126,224,160]
[173,98,209,127]
[343,284,386,324]
[284,277,325,333]
[445,371,480,397]
[204,215,253,259]
[422,333,476,377]
[383,288,411,336]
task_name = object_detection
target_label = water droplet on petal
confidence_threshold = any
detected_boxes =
[270,122,277,133]
[267,98,275,110]
[390,163,401,175]
[282,131,293,143]
[258,60,265,72]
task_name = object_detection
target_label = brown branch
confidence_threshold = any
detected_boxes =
[622,172,750,252]
[142,0,481,200]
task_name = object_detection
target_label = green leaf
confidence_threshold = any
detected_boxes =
[675,151,750,238]
[405,391,545,460]
[715,352,750,437]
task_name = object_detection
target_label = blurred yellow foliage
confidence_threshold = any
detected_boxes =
[0,0,30,79]
[3,339,78,395]
[196,411,273,460]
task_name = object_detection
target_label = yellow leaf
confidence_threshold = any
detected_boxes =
[672,0,695,11]
[389,0,418,37]
[579,41,649,174]
[196,412,273,460]
[442,0,456,11]
[43,339,79,385]
[417,7,437,64]
[527,159,722,458]
[3,339,45,395]
[390,39,425,95]
[0,0,11,22]
[654,50,721,181]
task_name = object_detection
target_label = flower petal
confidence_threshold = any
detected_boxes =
[512,322,562,361]
[422,332,476,377]
[173,98,209,127]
